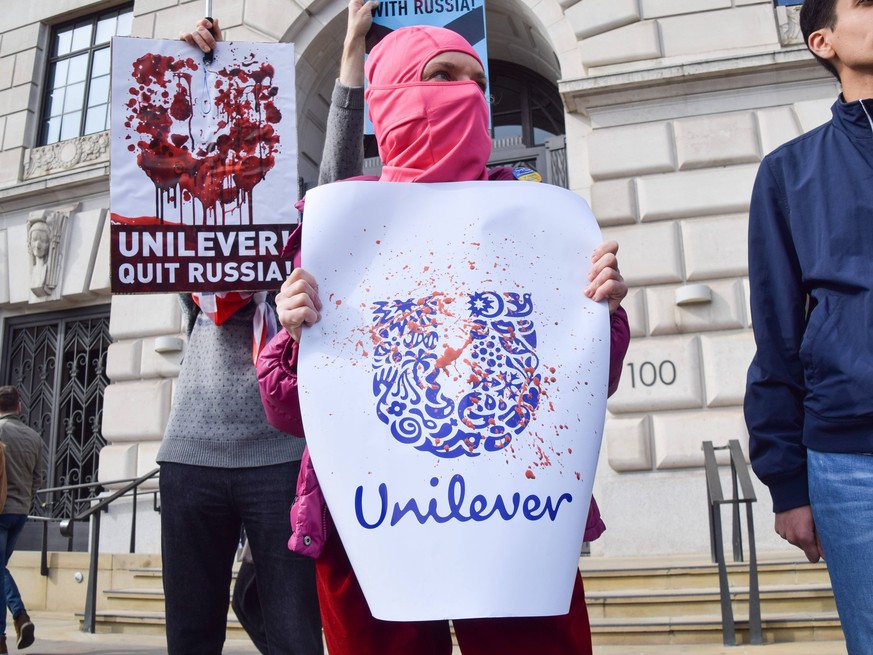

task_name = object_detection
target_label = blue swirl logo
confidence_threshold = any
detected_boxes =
[371,292,540,458]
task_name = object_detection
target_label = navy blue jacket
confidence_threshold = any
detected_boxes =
[745,96,873,514]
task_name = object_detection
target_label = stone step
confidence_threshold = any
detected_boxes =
[94,553,844,647]
[103,587,169,611]
[580,554,830,592]
[590,612,844,646]
[79,610,249,637]
[586,583,836,619]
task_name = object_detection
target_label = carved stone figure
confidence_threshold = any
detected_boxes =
[26,206,75,298]
[27,219,51,294]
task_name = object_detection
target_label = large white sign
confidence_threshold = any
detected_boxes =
[109,37,297,292]
[298,181,609,620]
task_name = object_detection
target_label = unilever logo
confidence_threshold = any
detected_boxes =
[371,292,541,458]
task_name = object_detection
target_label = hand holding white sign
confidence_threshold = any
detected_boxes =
[297,180,610,620]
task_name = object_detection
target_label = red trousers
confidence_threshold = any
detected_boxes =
[315,535,593,655]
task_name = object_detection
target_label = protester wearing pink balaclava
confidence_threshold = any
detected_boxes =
[365,26,492,183]
[259,24,630,655]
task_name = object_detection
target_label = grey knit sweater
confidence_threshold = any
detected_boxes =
[157,297,305,468]
[318,80,366,185]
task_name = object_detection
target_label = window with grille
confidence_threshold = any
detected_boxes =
[40,3,133,146]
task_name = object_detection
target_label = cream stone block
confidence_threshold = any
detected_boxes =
[622,288,647,338]
[742,278,751,328]
[528,0,565,28]
[601,222,682,286]
[102,380,173,442]
[223,25,278,43]
[0,147,22,187]
[136,441,161,491]
[2,109,27,149]
[106,340,143,382]
[109,294,182,340]
[794,98,833,133]
[12,47,38,88]
[130,12,156,38]
[589,122,675,180]
[244,0,306,41]
[674,112,760,170]
[137,440,162,475]
[637,164,758,222]
[153,4,244,40]
[89,215,111,295]
[0,85,31,117]
[652,408,748,469]
[136,441,162,490]
[565,0,640,39]
[607,335,703,413]
[647,280,746,336]
[134,0,179,13]
[548,20,579,59]
[641,0,730,19]
[0,55,14,90]
[659,5,779,58]
[6,223,28,304]
[60,208,106,299]
[140,336,185,378]
[96,444,138,486]
[700,331,756,408]
[556,48,584,83]
[681,214,748,281]
[0,230,8,305]
[581,21,661,69]
[591,179,637,227]
[756,106,802,157]
[0,22,40,56]
[605,415,653,472]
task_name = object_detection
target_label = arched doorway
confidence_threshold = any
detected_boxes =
[295,0,567,189]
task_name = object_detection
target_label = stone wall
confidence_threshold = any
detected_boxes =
[0,0,841,556]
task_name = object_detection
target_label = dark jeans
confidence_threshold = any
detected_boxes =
[0,514,27,637]
[232,559,269,655]
[160,461,322,655]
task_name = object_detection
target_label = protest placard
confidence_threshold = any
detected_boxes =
[298,180,609,620]
[109,37,297,293]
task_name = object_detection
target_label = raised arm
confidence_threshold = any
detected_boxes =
[317,0,378,185]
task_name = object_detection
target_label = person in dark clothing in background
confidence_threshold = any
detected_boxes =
[0,387,44,653]
[744,1,873,653]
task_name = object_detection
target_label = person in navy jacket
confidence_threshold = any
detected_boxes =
[745,1,873,652]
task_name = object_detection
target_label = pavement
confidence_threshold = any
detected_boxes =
[3,612,259,655]
[12,611,849,654]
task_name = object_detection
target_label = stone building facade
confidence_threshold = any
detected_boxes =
[0,0,837,557]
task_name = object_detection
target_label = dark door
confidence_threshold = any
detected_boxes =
[2,306,111,551]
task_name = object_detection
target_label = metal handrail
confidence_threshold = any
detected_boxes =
[31,468,161,634]
[702,440,762,647]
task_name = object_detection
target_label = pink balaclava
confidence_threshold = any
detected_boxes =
[365,26,492,183]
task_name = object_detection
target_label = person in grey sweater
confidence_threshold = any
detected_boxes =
[157,0,375,655]
[157,292,321,655]
[161,6,374,652]
[169,0,376,655]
